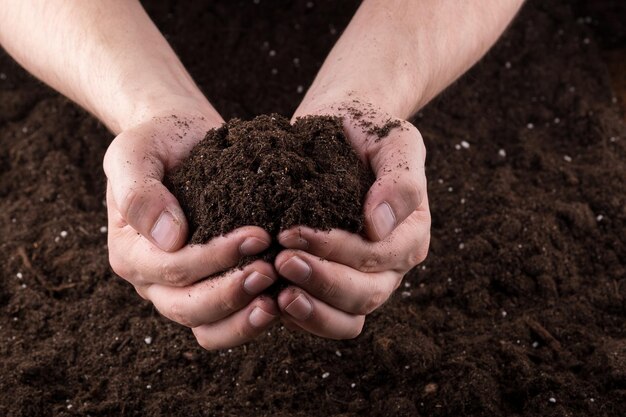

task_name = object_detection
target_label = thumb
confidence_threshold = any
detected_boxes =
[103,134,188,252]
[361,122,427,241]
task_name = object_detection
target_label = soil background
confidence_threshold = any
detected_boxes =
[1,1,625,416]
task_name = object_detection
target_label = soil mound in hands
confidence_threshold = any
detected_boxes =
[167,114,374,243]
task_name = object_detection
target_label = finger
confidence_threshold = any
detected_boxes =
[144,260,276,328]
[278,288,365,340]
[103,131,188,252]
[107,183,270,287]
[275,250,400,315]
[192,296,279,350]
[359,122,427,241]
[278,207,430,273]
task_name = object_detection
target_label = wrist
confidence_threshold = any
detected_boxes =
[295,86,415,122]
[295,71,424,121]
[91,74,221,133]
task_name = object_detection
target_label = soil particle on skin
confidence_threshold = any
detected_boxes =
[167,114,374,244]
[338,100,403,140]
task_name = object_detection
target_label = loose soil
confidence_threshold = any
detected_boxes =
[167,114,372,245]
[1,1,625,416]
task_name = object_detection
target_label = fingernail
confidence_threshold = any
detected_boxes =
[279,232,309,250]
[278,256,312,284]
[249,306,275,328]
[371,202,396,240]
[240,237,269,256]
[243,272,274,295]
[151,211,180,251]
[284,294,312,320]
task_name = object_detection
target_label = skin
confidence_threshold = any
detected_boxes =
[0,0,524,348]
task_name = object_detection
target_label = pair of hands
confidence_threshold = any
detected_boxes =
[104,99,430,350]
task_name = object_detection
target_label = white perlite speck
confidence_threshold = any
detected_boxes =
[549,397,556,404]
[100,226,108,233]
[460,140,470,149]
[596,215,603,222]
[16,272,23,279]
[335,350,342,357]
[296,85,304,94]
[527,123,534,129]
[60,230,68,238]
[144,336,153,345]
[322,372,330,379]
[563,155,572,162]
[498,149,506,158]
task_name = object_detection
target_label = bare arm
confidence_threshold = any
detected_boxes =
[297,0,524,118]
[0,0,279,349]
[280,0,524,339]
[0,0,220,132]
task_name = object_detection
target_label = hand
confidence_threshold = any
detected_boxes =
[104,106,279,350]
[275,100,430,339]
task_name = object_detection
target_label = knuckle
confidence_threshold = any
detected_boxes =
[169,302,196,328]
[317,272,340,300]
[118,187,144,222]
[362,283,388,315]
[160,259,188,286]
[217,287,239,315]
[405,248,425,269]
[341,321,365,340]
[194,331,215,351]
[401,177,422,211]
[204,242,236,274]
[358,251,386,272]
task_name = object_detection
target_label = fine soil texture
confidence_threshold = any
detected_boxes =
[1,1,625,417]
[167,114,372,245]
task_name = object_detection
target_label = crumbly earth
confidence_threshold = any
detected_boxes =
[0,1,625,416]
[166,114,373,244]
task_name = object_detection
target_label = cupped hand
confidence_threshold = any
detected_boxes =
[276,100,430,339]
[103,107,279,350]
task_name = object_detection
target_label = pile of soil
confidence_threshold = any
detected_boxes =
[0,1,625,416]
[167,114,373,244]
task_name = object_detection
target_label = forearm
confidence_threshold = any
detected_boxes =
[297,0,524,119]
[0,0,220,133]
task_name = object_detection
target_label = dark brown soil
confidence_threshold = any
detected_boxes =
[1,1,625,416]
[167,114,372,244]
